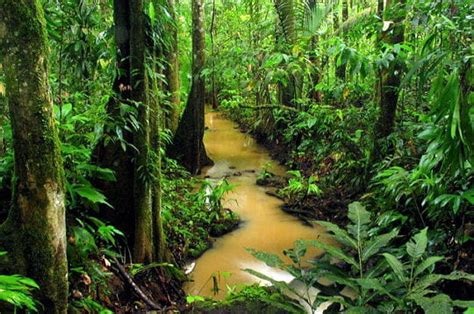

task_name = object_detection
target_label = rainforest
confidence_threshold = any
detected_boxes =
[0,0,473,313]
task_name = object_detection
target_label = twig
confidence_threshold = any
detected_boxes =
[111,257,161,310]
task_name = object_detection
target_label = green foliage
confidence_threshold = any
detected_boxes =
[257,162,274,181]
[68,216,123,310]
[161,158,239,260]
[71,296,114,314]
[200,179,236,218]
[0,254,39,312]
[246,202,474,313]
[280,170,322,204]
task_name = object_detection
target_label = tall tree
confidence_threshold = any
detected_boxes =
[169,0,212,174]
[336,0,349,80]
[373,0,406,158]
[130,0,154,263]
[163,0,180,133]
[93,0,135,241]
[94,0,166,263]
[0,0,68,312]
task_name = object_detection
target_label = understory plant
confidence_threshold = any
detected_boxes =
[161,159,239,260]
[280,170,322,205]
[0,252,38,312]
[246,202,474,313]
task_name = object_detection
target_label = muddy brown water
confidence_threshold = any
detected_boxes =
[184,112,330,299]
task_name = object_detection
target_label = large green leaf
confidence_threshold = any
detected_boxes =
[347,202,371,226]
[412,272,474,295]
[322,272,358,291]
[307,241,359,269]
[382,253,407,282]
[355,277,401,303]
[74,185,112,208]
[247,248,285,268]
[317,221,357,249]
[347,202,370,242]
[345,306,379,314]
[453,301,474,310]
[414,256,444,277]
[415,294,453,314]
[243,268,292,293]
[362,229,399,262]
[406,228,428,261]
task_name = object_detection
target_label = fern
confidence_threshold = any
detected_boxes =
[0,254,39,311]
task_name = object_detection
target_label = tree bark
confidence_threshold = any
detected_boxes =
[0,1,68,312]
[130,0,154,263]
[169,0,212,174]
[163,0,180,133]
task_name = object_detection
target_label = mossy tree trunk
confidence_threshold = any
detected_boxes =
[169,0,212,175]
[163,0,180,133]
[130,0,154,264]
[0,1,68,312]
[372,0,406,159]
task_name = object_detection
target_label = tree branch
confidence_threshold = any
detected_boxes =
[111,257,161,310]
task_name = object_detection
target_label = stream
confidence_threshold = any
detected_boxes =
[184,112,329,300]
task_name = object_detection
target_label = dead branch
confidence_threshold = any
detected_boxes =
[111,257,162,310]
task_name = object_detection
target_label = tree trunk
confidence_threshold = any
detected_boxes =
[150,0,169,263]
[150,69,168,262]
[0,1,68,312]
[377,0,384,16]
[163,0,180,133]
[373,0,406,157]
[307,0,321,101]
[210,0,218,109]
[336,0,349,80]
[169,0,212,174]
[130,0,154,263]
[92,0,136,243]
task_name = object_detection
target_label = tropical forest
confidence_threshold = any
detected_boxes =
[0,0,473,313]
